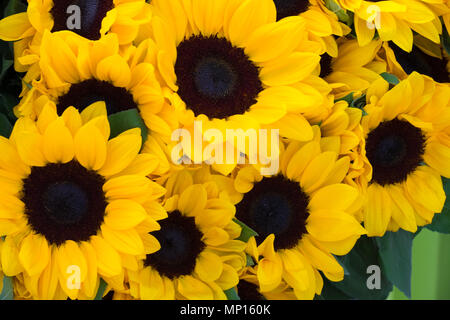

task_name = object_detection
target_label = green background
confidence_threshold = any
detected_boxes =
[389,229,450,299]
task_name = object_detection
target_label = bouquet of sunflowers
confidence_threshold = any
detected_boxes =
[0,0,448,301]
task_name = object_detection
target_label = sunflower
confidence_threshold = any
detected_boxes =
[336,0,448,52]
[230,137,366,299]
[270,0,351,57]
[135,0,328,174]
[318,100,371,217]
[0,0,151,95]
[360,72,450,236]
[15,30,176,154]
[317,38,387,98]
[0,105,166,300]
[378,41,450,83]
[127,168,247,300]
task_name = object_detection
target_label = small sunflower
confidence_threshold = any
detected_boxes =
[0,105,166,300]
[231,139,366,299]
[317,38,386,98]
[0,0,151,94]
[336,0,447,52]
[318,100,371,210]
[137,0,327,174]
[361,72,450,236]
[127,168,247,300]
[15,30,175,150]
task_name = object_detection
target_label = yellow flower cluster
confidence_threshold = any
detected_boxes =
[0,0,447,300]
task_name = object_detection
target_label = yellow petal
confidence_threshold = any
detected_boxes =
[98,131,142,177]
[18,234,49,276]
[260,52,320,86]
[178,275,214,300]
[178,184,207,216]
[363,183,392,237]
[306,210,367,241]
[96,55,131,88]
[90,236,122,277]
[1,236,24,276]
[309,184,359,212]
[194,251,223,282]
[42,118,74,163]
[0,13,34,41]
[227,0,276,46]
[74,122,107,170]
[104,199,148,230]
[101,224,145,255]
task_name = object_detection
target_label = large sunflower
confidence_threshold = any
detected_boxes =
[361,72,450,236]
[317,38,386,98]
[336,0,448,52]
[230,138,366,299]
[126,168,247,300]
[0,105,166,300]
[0,0,151,94]
[15,30,175,153]
[136,0,327,174]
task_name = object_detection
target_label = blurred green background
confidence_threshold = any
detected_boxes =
[388,229,450,300]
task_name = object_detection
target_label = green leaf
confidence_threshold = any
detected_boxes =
[426,177,450,234]
[94,278,108,300]
[108,109,148,144]
[4,0,27,17]
[329,235,393,300]
[0,91,19,121]
[0,276,14,300]
[0,112,12,138]
[350,94,368,115]
[335,92,354,104]
[380,72,400,85]
[233,218,258,242]
[224,287,240,300]
[319,277,353,300]
[324,0,350,24]
[442,21,450,56]
[246,254,255,267]
[375,229,414,299]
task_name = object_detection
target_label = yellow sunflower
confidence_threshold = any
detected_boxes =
[336,0,448,52]
[0,0,151,94]
[230,138,366,299]
[135,0,327,174]
[126,169,247,300]
[15,30,175,159]
[317,38,387,98]
[361,72,450,236]
[0,105,166,300]
[318,100,371,214]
